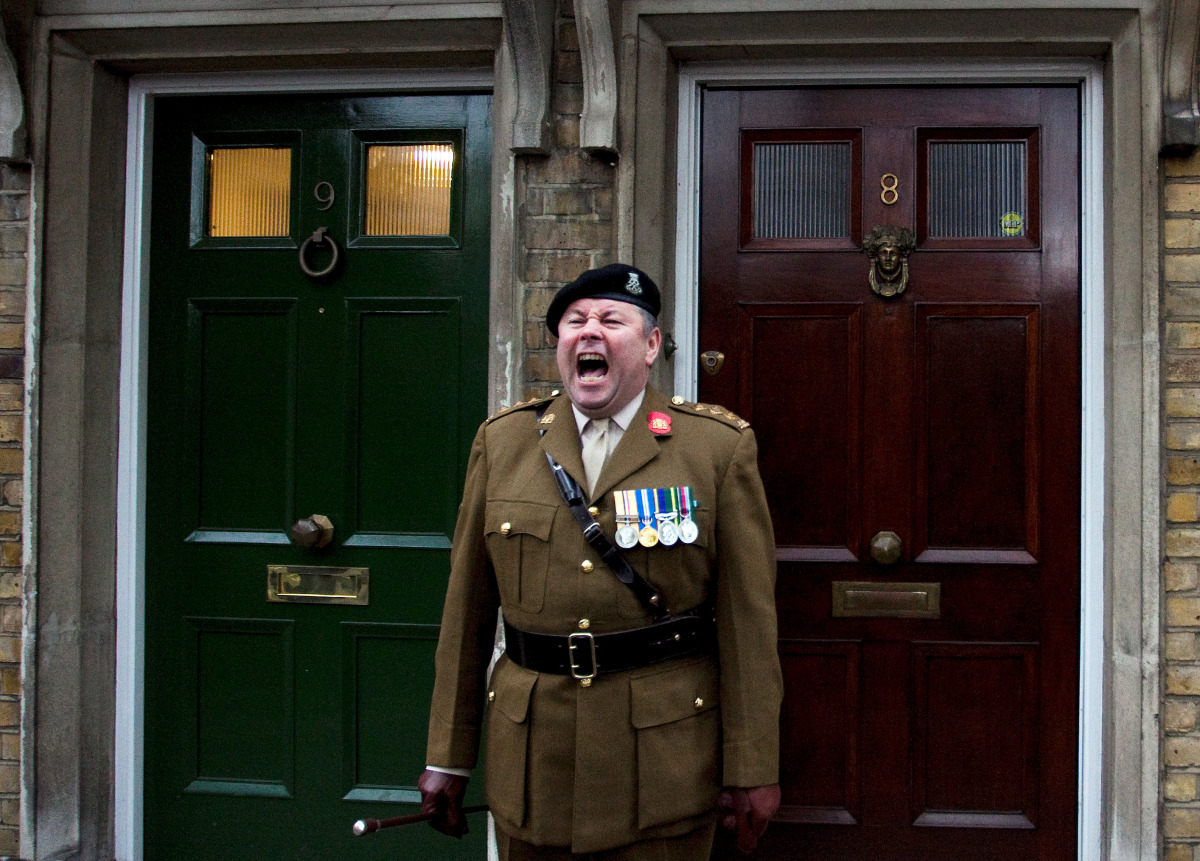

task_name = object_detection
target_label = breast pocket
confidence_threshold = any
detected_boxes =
[639,509,714,619]
[485,500,556,612]
[630,655,721,830]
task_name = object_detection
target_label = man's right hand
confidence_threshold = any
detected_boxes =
[418,769,470,838]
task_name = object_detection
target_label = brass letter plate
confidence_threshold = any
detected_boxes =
[267,565,369,605]
[831,581,940,619]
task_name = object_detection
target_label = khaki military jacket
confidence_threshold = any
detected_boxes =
[426,387,783,853]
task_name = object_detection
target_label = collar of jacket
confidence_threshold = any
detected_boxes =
[537,386,672,501]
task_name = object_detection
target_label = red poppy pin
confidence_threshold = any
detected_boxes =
[648,412,672,435]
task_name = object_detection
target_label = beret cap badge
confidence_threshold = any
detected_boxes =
[625,273,643,295]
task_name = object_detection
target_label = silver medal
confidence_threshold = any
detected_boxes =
[679,517,699,544]
[616,523,639,549]
[659,519,679,546]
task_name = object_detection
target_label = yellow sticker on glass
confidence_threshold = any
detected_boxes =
[1000,211,1024,236]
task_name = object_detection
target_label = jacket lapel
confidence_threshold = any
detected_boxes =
[537,393,588,490]
[591,387,670,501]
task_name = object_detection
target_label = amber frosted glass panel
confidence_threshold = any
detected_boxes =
[753,142,851,239]
[365,144,454,236]
[207,147,291,238]
[928,142,1026,238]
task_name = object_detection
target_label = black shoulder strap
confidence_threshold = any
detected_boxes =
[536,402,669,621]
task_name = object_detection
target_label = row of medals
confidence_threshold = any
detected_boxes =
[613,488,700,549]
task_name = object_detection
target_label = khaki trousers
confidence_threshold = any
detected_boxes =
[496,822,717,861]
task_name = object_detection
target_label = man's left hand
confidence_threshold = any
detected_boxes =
[718,783,781,854]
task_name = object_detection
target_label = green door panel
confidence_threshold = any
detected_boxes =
[344,298,462,544]
[186,299,299,536]
[144,93,491,860]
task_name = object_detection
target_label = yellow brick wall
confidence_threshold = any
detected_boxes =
[519,0,616,398]
[0,163,26,856]
[1165,149,1200,854]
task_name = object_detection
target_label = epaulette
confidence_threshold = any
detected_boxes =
[486,393,557,424]
[667,395,750,430]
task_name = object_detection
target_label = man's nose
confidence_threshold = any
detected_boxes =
[579,316,603,337]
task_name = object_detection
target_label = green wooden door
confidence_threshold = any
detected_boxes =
[144,93,491,860]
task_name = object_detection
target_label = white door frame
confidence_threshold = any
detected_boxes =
[114,68,494,861]
[672,59,1105,861]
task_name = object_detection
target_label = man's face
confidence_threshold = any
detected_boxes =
[555,298,661,419]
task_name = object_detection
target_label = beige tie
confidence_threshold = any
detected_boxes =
[582,418,610,496]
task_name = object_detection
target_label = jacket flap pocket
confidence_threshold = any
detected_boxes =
[492,663,538,724]
[630,657,719,728]
[485,500,556,541]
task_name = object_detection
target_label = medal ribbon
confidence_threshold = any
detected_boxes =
[638,488,655,530]
[655,488,672,523]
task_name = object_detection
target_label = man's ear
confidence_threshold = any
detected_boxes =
[645,327,662,366]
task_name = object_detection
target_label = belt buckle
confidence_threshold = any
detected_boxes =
[568,632,598,679]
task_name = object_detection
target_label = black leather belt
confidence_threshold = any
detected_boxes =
[503,612,714,680]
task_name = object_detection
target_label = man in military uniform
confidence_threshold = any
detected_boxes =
[419,264,783,858]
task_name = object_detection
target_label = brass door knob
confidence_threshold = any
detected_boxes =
[701,350,725,375]
[289,514,334,549]
[869,530,902,564]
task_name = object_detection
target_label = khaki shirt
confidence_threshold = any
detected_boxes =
[426,387,783,852]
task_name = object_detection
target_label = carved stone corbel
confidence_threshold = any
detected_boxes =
[1163,0,1200,153]
[502,0,556,154]
[575,0,618,158]
[0,17,23,161]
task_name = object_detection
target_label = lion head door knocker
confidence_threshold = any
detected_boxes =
[864,224,916,298]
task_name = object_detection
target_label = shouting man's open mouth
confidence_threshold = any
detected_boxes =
[577,351,608,381]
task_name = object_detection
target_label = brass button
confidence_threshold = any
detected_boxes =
[551,389,561,396]
[500,522,511,536]
[581,560,594,573]
[672,395,684,405]
[588,506,599,517]
[578,618,590,630]
[488,690,496,703]
[694,697,704,709]
[580,678,592,688]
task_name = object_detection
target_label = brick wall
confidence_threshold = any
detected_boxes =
[1164,149,1200,856]
[518,0,616,398]
[0,162,28,856]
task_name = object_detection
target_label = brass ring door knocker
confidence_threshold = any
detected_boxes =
[299,226,341,279]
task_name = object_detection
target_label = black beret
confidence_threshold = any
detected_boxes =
[545,263,660,337]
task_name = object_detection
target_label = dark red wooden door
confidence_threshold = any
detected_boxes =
[700,87,1079,861]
